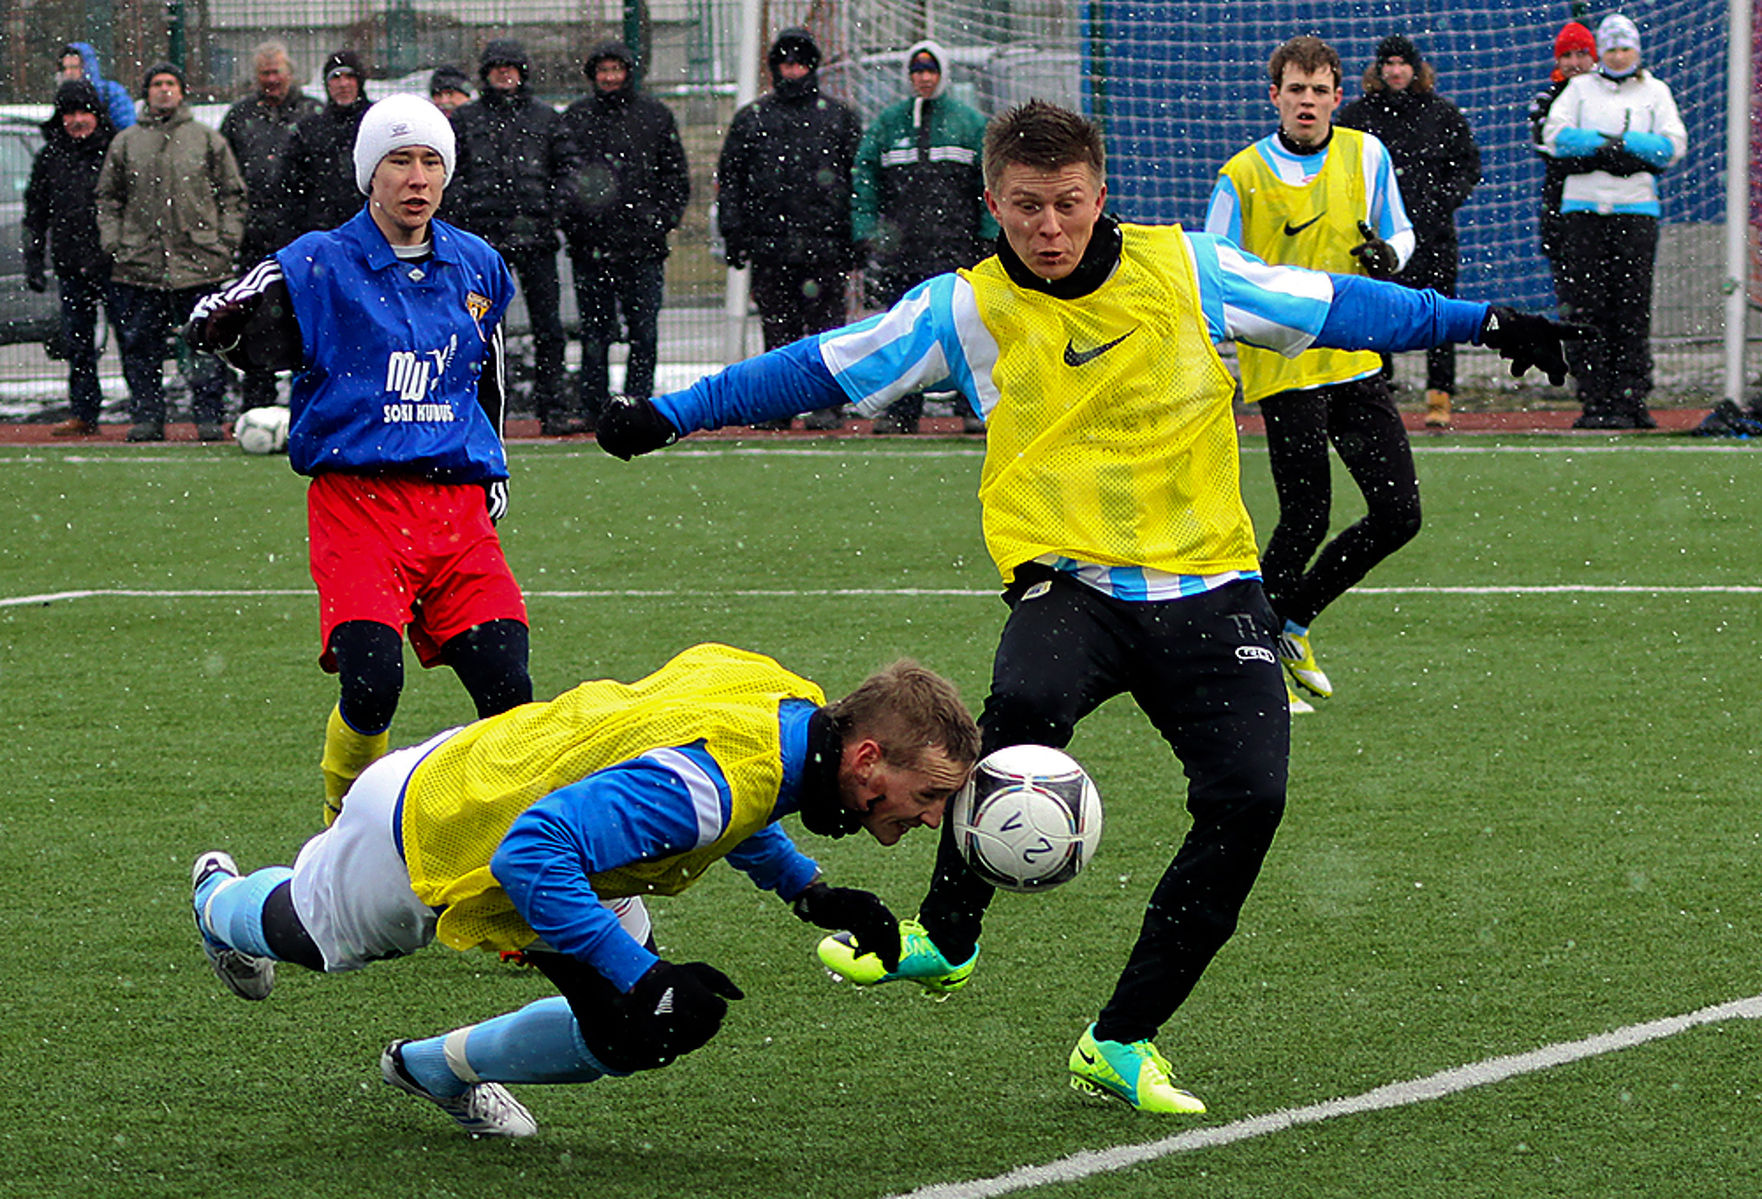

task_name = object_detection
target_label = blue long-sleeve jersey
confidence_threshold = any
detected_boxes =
[488,699,823,991]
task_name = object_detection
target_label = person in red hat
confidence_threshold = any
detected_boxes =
[1528,23,1597,317]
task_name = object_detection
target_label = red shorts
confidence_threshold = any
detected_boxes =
[308,473,527,670]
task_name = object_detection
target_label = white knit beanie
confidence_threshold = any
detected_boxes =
[1595,14,1641,56]
[353,94,456,195]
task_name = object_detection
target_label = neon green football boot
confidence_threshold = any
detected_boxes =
[1068,1023,1207,1114]
[816,917,977,995]
[1278,628,1332,698]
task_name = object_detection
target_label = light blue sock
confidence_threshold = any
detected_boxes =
[1283,619,1309,637]
[399,996,624,1099]
[197,866,292,959]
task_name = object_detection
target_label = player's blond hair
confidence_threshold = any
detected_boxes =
[825,660,980,770]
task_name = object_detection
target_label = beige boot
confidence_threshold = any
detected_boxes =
[1424,389,1452,429]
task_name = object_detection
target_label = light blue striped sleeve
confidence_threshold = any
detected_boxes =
[1202,175,1243,245]
[818,272,991,418]
[1191,230,1485,355]
[1361,134,1416,269]
[492,745,737,991]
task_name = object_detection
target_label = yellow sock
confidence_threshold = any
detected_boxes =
[320,705,389,826]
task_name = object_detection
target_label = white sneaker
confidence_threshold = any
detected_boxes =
[380,1041,538,1138]
[1287,684,1315,715]
[1278,630,1333,698]
[191,851,276,1001]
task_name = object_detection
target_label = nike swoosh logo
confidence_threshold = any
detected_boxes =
[1063,328,1136,367]
[1077,1047,1097,1065]
[1283,213,1324,236]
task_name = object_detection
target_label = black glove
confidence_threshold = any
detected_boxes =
[25,257,48,293]
[1478,306,1587,387]
[792,881,901,972]
[591,960,745,1072]
[1349,220,1399,280]
[597,394,679,460]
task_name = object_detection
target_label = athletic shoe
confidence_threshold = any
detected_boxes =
[191,851,276,1001]
[1277,629,1332,698]
[1287,684,1315,715]
[816,917,977,994]
[380,1040,538,1138]
[1067,1023,1206,1114]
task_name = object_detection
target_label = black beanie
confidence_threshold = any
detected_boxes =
[1376,35,1422,69]
[323,49,368,83]
[479,39,529,80]
[54,78,103,116]
[141,61,185,97]
[429,65,471,96]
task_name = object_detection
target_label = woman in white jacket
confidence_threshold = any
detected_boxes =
[1541,14,1686,429]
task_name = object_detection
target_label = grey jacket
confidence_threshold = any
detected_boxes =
[96,104,247,290]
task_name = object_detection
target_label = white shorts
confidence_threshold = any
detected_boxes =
[290,728,650,972]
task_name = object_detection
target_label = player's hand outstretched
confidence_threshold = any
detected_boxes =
[1478,306,1589,387]
[597,395,679,460]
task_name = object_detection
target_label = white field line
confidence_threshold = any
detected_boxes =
[9,583,1762,610]
[887,994,1762,1199]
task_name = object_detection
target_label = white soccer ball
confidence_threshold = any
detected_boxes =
[951,744,1102,893]
[234,405,290,455]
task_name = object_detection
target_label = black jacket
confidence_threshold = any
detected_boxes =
[556,45,690,262]
[221,89,324,260]
[716,31,861,268]
[446,84,566,252]
[1337,88,1480,244]
[289,96,371,234]
[23,87,116,281]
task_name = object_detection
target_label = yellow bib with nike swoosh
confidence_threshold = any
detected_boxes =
[401,642,825,954]
[1219,127,1382,402]
[960,223,1258,586]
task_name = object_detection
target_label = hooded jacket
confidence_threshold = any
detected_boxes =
[849,38,996,281]
[555,40,690,261]
[95,101,246,290]
[61,42,134,130]
[445,43,567,252]
[221,84,324,261]
[24,80,117,281]
[715,27,862,268]
[1336,83,1480,243]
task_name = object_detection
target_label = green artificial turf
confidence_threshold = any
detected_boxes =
[1,436,1758,1198]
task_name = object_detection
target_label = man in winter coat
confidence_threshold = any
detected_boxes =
[221,41,323,410]
[556,41,689,425]
[57,42,134,130]
[289,51,373,235]
[850,40,993,435]
[716,27,861,431]
[448,39,584,436]
[1337,35,1480,429]
[95,63,246,442]
[24,79,117,437]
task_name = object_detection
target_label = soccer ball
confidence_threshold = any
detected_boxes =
[951,744,1102,893]
[234,405,290,455]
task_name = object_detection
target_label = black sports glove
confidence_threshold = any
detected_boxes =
[1349,220,1399,280]
[792,881,901,972]
[24,256,48,294]
[597,394,679,460]
[590,960,745,1073]
[1478,305,1587,387]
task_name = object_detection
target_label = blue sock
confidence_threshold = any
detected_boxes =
[197,866,292,959]
[399,997,624,1098]
[1283,619,1309,637]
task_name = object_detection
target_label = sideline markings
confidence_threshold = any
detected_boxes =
[9,583,1762,611]
[888,993,1762,1199]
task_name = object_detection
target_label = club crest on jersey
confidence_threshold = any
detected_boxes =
[465,291,492,337]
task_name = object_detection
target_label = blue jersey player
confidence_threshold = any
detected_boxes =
[188,95,530,824]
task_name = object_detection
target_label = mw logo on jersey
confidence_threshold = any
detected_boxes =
[384,336,458,403]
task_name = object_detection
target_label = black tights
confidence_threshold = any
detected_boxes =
[1258,378,1422,629]
[328,618,533,733]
